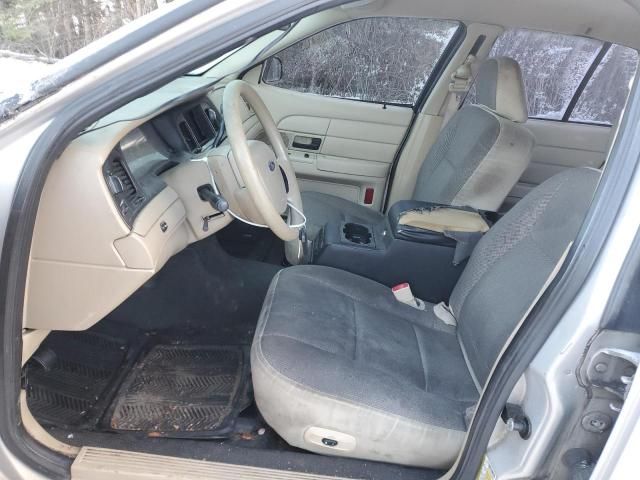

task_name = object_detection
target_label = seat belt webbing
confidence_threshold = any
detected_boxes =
[439,54,477,131]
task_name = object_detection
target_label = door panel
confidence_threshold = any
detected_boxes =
[320,136,398,163]
[253,83,413,211]
[504,119,611,209]
[278,115,329,135]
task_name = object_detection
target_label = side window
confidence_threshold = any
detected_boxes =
[262,17,460,106]
[469,29,638,125]
[489,29,602,120]
[570,44,639,124]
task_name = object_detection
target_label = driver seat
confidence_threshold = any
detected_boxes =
[302,57,534,238]
[251,167,599,468]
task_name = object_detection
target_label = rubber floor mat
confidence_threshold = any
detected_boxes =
[109,345,249,438]
[25,331,128,428]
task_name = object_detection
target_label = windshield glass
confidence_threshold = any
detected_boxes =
[188,46,242,75]
[186,24,294,76]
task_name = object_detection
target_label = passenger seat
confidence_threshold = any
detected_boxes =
[302,57,535,237]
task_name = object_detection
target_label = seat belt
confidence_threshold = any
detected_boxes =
[434,302,457,326]
[439,54,477,131]
[439,35,487,131]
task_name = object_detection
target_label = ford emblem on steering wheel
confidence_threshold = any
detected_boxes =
[268,159,276,172]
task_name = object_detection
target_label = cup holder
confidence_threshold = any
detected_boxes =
[343,222,373,245]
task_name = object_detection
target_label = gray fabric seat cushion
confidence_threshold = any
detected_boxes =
[450,167,600,387]
[412,105,501,205]
[254,167,600,468]
[252,265,478,468]
[411,56,533,212]
[412,104,533,210]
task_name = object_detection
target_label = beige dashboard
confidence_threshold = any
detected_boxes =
[23,100,240,335]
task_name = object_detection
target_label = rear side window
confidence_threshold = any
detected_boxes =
[470,29,638,125]
[490,30,603,120]
[570,44,640,124]
[262,17,460,106]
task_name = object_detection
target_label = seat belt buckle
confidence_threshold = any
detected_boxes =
[433,302,457,326]
[391,283,425,310]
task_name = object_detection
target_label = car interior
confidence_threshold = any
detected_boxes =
[17,0,640,477]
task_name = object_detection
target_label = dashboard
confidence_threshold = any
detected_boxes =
[24,86,245,333]
[102,96,225,228]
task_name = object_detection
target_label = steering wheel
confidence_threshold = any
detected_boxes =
[222,80,305,253]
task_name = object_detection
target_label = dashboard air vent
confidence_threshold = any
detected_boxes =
[103,149,145,227]
[110,158,136,199]
[178,103,219,153]
[178,120,199,153]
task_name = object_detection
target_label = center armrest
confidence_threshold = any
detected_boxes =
[387,200,491,244]
[398,208,489,234]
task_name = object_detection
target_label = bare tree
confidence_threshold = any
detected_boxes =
[0,0,171,59]
[270,18,458,105]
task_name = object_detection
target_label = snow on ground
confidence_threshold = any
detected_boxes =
[0,57,53,101]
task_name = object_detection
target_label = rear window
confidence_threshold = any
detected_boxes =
[569,44,639,124]
[469,29,638,125]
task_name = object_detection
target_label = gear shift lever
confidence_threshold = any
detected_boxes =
[197,184,229,213]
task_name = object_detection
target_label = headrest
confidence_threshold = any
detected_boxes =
[475,57,528,123]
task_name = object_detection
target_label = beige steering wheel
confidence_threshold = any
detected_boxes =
[222,80,304,246]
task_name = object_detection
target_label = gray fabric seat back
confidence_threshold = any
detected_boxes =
[413,57,534,212]
[449,167,600,386]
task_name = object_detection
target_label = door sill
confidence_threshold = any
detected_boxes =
[71,446,352,480]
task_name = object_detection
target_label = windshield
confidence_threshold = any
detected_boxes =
[186,24,294,76]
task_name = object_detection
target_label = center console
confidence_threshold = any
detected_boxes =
[312,201,492,303]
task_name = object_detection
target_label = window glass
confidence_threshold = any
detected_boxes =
[570,44,639,124]
[488,29,602,119]
[263,18,460,105]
